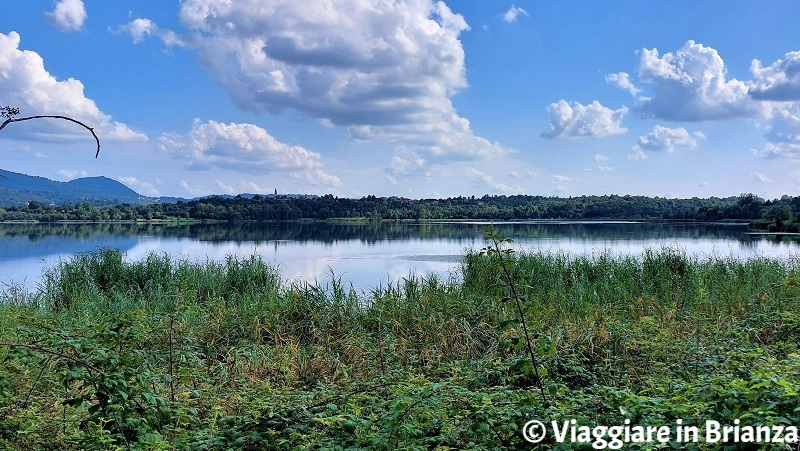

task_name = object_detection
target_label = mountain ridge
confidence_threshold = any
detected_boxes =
[0,169,156,206]
[0,168,313,207]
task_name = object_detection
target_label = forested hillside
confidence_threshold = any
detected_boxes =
[1,192,794,225]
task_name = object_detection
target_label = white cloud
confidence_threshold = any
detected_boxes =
[388,151,428,177]
[541,100,628,138]
[349,110,506,159]
[0,32,146,143]
[503,5,529,23]
[698,181,709,188]
[548,174,572,184]
[159,119,341,188]
[764,106,800,144]
[215,180,235,194]
[118,176,160,196]
[466,168,516,193]
[754,142,800,159]
[120,0,506,160]
[592,154,613,171]
[605,72,641,96]
[239,182,268,193]
[629,149,647,160]
[749,51,800,100]
[56,169,87,179]
[637,41,764,121]
[509,171,519,177]
[112,18,185,47]
[754,104,800,158]
[637,126,702,150]
[291,169,342,187]
[751,171,772,183]
[630,125,703,159]
[45,0,86,32]
[179,180,204,196]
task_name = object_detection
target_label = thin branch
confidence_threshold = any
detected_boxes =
[0,115,101,158]
[491,236,548,403]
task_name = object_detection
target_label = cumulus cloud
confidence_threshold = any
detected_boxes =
[112,18,185,47]
[541,100,628,138]
[349,110,506,159]
[548,174,572,184]
[159,119,341,187]
[630,125,704,159]
[179,180,204,196]
[388,151,428,178]
[291,169,343,187]
[215,180,236,194]
[754,105,800,158]
[637,41,764,121]
[466,168,517,193]
[57,169,87,179]
[749,51,800,100]
[119,0,506,160]
[503,5,529,22]
[636,126,703,151]
[754,142,800,159]
[45,0,86,32]
[605,72,641,96]
[751,171,772,183]
[118,176,160,196]
[592,153,614,171]
[764,105,800,144]
[0,32,146,143]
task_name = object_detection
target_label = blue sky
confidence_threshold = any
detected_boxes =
[2,1,800,199]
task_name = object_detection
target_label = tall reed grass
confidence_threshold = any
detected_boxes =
[8,245,796,384]
[3,246,800,448]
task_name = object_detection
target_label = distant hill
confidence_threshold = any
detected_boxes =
[66,176,141,198]
[0,169,159,206]
[0,168,311,207]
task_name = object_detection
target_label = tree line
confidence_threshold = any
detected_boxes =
[2,192,798,226]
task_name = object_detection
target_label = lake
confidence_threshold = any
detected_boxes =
[1,221,799,294]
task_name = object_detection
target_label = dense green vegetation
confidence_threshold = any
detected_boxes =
[1,192,793,223]
[0,220,753,246]
[2,234,800,449]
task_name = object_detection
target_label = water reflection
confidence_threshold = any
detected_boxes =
[1,221,798,292]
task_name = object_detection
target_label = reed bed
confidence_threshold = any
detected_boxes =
[1,246,799,449]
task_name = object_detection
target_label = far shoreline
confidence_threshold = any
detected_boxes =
[0,218,755,225]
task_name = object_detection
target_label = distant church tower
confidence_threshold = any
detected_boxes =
[274,188,278,198]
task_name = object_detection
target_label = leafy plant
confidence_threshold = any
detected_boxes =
[480,226,550,403]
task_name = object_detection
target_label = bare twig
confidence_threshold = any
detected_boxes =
[0,115,101,158]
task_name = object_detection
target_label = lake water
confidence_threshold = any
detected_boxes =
[1,221,799,294]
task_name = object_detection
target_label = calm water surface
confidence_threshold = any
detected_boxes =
[1,221,798,293]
